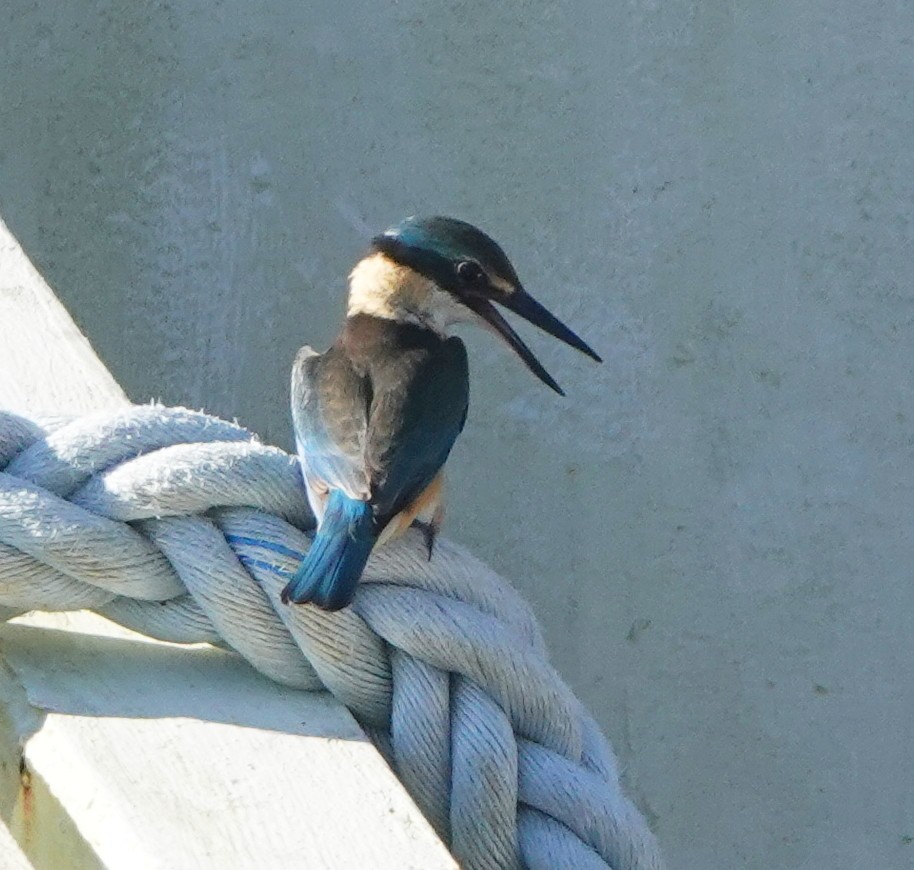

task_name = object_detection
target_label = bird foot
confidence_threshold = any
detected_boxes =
[411,520,438,560]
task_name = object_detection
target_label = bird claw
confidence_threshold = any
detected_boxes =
[411,520,438,560]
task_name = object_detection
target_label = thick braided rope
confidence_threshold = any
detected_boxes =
[0,405,663,870]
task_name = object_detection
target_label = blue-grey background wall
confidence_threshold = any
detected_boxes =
[2,3,913,867]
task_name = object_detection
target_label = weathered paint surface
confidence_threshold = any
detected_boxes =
[2,4,914,867]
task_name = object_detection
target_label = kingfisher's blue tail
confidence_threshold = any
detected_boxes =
[281,491,375,611]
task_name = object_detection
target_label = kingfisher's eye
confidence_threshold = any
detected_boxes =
[456,260,486,284]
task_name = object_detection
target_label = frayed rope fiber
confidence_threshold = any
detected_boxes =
[0,405,663,870]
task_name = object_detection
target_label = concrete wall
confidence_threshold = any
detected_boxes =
[2,3,912,867]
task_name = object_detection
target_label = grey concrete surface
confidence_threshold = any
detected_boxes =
[2,2,913,867]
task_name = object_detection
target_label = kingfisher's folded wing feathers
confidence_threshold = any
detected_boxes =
[291,346,372,504]
[292,332,469,534]
[366,336,469,525]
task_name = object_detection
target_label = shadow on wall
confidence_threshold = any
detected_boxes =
[0,3,339,448]
[0,3,188,388]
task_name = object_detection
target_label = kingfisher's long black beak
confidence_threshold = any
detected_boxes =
[466,287,602,395]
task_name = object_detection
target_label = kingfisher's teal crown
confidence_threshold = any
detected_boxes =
[374,215,521,289]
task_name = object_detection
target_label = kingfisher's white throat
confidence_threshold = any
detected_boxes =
[347,252,471,335]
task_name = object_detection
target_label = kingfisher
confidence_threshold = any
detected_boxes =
[281,216,601,610]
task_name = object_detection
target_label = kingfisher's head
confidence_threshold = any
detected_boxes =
[347,216,601,394]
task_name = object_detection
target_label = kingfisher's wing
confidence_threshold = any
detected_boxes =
[291,345,372,512]
[367,336,469,526]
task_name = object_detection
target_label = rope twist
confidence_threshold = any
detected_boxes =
[0,405,663,870]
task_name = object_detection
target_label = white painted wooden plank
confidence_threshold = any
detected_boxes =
[0,218,127,416]
[0,620,454,870]
[0,218,456,868]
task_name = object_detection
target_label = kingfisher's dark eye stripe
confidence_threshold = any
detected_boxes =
[370,235,460,290]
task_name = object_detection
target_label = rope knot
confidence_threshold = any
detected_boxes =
[0,405,663,870]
